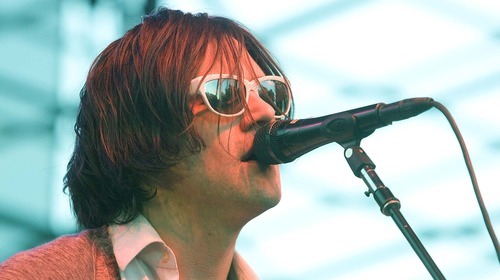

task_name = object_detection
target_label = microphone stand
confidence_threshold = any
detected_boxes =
[342,144,445,280]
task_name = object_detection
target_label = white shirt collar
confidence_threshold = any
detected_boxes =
[108,214,178,271]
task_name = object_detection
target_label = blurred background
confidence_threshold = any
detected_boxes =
[0,0,499,279]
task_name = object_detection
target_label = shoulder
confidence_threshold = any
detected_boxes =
[0,227,118,279]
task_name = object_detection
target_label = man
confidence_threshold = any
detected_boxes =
[0,7,293,279]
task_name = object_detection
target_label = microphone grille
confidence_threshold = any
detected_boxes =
[252,120,286,164]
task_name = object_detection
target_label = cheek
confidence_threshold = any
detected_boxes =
[194,116,250,158]
[193,114,238,143]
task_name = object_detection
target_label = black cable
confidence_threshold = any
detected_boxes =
[432,101,500,263]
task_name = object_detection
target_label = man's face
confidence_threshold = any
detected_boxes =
[173,43,282,225]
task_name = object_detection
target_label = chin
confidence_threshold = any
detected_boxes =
[264,191,281,210]
[253,179,282,212]
[240,160,282,210]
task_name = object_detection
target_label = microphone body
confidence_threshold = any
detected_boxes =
[252,97,434,164]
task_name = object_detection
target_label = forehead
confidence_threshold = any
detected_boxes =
[197,39,265,79]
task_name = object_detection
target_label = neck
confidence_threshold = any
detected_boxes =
[142,187,245,280]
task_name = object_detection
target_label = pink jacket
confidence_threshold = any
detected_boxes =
[0,227,120,279]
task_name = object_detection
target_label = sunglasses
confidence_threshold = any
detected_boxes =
[190,74,291,118]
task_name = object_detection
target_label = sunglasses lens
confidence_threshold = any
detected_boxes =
[258,80,290,116]
[204,79,244,115]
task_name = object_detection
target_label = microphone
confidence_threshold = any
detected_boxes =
[251,97,434,164]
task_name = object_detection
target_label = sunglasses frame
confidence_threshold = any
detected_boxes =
[190,74,291,118]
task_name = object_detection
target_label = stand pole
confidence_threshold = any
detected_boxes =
[344,145,445,280]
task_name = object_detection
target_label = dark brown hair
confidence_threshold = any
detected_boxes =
[64,7,292,229]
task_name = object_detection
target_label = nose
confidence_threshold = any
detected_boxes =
[240,89,275,131]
